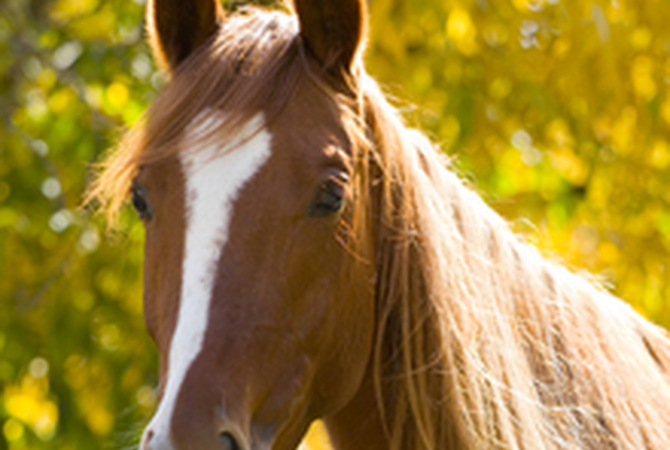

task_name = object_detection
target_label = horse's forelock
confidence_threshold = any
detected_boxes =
[87,7,303,223]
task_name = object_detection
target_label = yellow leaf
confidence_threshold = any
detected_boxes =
[598,241,620,265]
[447,9,479,56]
[50,0,99,22]
[2,419,24,443]
[86,405,114,435]
[48,87,77,115]
[68,11,116,41]
[106,82,130,113]
[649,140,670,169]
[631,56,657,101]
[630,27,652,51]
[489,78,512,100]
[301,421,332,450]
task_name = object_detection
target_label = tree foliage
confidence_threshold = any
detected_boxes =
[0,0,668,449]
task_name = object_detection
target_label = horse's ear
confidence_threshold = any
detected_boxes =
[294,0,367,79]
[146,0,224,72]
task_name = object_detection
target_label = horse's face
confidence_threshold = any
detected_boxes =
[137,2,372,449]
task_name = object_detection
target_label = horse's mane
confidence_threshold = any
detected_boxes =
[88,6,670,449]
[356,68,670,450]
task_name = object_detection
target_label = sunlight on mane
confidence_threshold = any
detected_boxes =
[354,74,670,450]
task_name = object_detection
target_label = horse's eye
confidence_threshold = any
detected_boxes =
[306,178,347,218]
[131,185,153,221]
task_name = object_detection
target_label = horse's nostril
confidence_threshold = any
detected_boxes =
[220,432,240,450]
[141,429,154,450]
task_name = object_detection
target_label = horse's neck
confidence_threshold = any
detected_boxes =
[323,361,388,450]
[323,333,463,450]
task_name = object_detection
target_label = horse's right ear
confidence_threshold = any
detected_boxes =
[146,0,224,72]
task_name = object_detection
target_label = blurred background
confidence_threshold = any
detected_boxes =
[1,0,669,448]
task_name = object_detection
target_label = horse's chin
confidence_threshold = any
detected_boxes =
[251,418,318,450]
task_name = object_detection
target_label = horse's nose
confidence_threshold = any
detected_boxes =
[140,422,250,450]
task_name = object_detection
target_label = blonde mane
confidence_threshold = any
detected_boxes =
[356,72,670,450]
[88,6,670,449]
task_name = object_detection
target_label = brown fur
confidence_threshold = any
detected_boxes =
[147,0,224,71]
[294,0,366,81]
[88,2,670,450]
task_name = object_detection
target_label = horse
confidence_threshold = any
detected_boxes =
[87,0,670,449]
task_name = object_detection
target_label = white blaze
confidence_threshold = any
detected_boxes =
[142,113,272,449]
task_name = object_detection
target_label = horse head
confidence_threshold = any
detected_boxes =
[91,1,670,449]
[134,1,378,449]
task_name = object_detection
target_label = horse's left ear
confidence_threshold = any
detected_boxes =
[294,0,367,80]
[146,0,225,72]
